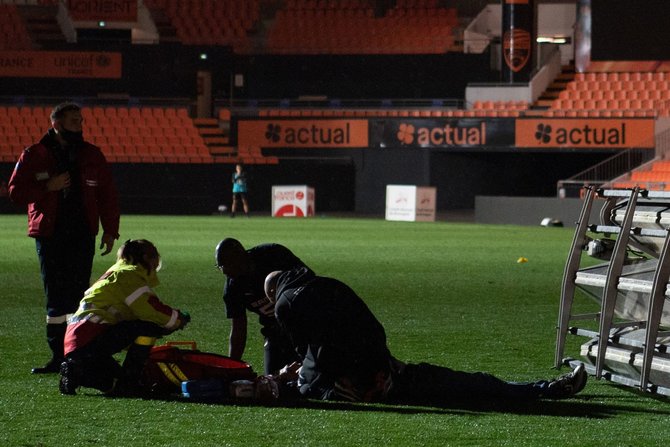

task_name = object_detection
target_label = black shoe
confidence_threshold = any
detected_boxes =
[59,360,80,395]
[546,363,587,399]
[32,358,63,374]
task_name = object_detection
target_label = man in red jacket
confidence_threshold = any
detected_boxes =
[8,102,120,374]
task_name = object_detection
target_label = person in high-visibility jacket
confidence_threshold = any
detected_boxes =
[59,239,190,396]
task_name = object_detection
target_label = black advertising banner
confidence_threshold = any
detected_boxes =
[370,118,516,149]
[502,0,535,83]
[233,117,651,151]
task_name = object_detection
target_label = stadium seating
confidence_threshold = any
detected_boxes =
[471,100,528,117]
[252,100,527,118]
[0,4,33,50]
[611,160,670,191]
[547,71,670,117]
[0,105,275,165]
[144,0,259,52]
[1,0,462,55]
[266,0,458,55]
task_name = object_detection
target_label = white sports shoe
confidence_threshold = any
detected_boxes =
[546,363,587,399]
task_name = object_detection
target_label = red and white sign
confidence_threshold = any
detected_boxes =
[67,0,138,22]
[0,51,122,79]
[272,185,315,217]
[385,185,436,222]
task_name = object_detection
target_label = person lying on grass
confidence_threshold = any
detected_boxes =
[262,267,587,405]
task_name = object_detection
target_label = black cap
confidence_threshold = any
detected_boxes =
[50,102,81,122]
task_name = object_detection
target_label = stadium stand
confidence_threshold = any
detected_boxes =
[88,0,468,55]
[266,0,458,54]
[471,100,528,117]
[144,0,259,52]
[0,4,33,50]
[610,159,670,192]
[0,0,667,207]
[547,71,670,118]
[0,105,272,164]
[252,102,526,118]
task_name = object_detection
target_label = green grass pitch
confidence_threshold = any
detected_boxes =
[1,214,669,446]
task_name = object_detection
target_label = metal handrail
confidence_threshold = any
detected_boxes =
[556,148,653,197]
[557,128,670,197]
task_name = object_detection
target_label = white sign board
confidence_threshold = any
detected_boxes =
[272,185,315,217]
[385,185,436,222]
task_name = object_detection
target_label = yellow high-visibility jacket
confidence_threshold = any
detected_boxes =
[64,260,184,355]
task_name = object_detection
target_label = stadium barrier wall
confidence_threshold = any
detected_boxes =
[0,145,613,216]
[0,160,355,215]
[474,195,600,226]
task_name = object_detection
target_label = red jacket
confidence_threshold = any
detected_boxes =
[8,133,120,239]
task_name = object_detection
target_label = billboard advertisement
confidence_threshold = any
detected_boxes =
[234,117,654,151]
[238,120,368,148]
[385,185,436,222]
[0,51,122,78]
[372,118,515,148]
[515,118,655,149]
[67,0,138,22]
[271,185,315,217]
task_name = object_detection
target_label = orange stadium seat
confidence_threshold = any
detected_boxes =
[266,0,457,55]
[550,70,670,116]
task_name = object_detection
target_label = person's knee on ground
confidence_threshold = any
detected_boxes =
[112,335,158,396]
[61,324,161,396]
[60,354,121,395]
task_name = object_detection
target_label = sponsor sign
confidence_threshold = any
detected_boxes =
[237,117,654,151]
[67,0,138,22]
[238,120,368,148]
[0,51,122,78]
[385,185,436,222]
[515,118,655,148]
[373,118,515,149]
[271,185,315,217]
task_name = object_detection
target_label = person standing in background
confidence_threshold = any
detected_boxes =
[8,102,120,374]
[231,163,249,217]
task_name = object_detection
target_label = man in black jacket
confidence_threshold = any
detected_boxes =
[264,268,587,405]
[215,238,311,375]
[9,102,120,374]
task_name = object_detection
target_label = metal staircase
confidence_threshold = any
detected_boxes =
[556,186,670,396]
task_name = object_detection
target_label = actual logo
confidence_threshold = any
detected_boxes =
[533,122,628,146]
[535,124,552,143]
